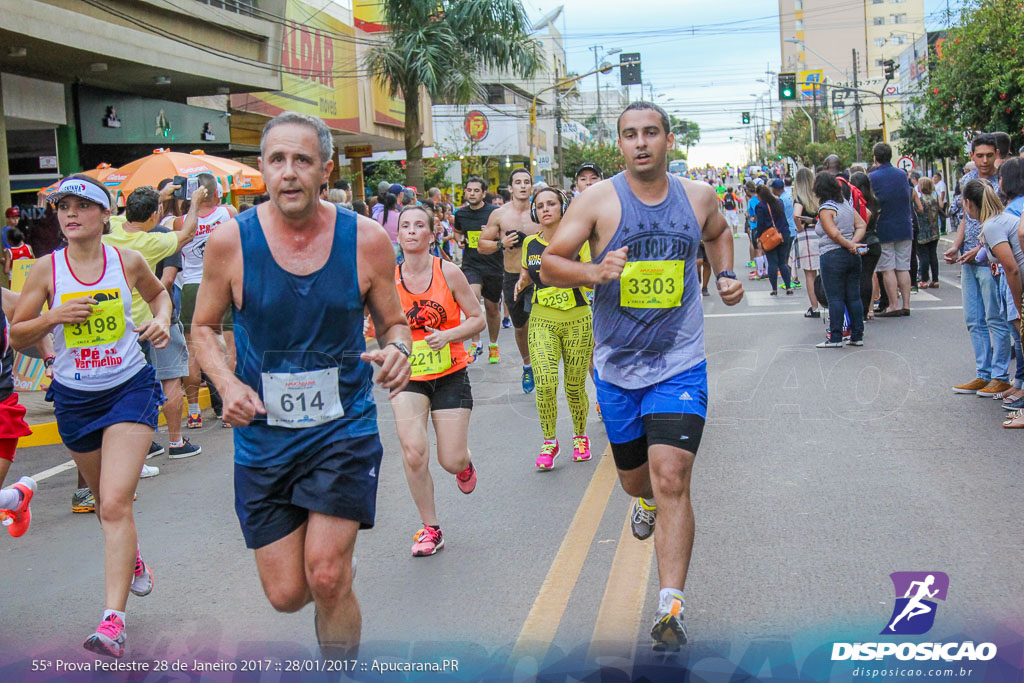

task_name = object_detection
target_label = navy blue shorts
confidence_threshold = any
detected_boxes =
[47,364,163,453]
[594,361,708,470]
[234,433,384,549]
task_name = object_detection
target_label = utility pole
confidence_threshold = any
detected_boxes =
[589,45,602,142]
[852,48,863,162]
[556,95,565,185]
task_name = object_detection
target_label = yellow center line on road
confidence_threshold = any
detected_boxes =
[511,447,619,662]
[587,514,655,663]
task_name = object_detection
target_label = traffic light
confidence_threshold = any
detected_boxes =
[779,72,797,100]
[620,53,641,86]
[883,59,896,81]
[742,111,751,125]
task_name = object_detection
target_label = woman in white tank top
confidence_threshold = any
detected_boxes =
[9,175,173,659]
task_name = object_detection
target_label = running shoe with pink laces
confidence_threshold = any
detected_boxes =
[456,461,477,494]
[535,440,559,470]
[572,435,591,462]
[83,614,127,658]
[130,548,154,597]
[411,526,444,556]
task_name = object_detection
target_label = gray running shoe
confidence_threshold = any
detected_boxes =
[630,498,657,540]
[651,597,687,652]
[72,487,95,514]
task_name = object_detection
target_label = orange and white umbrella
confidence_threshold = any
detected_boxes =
[38,163,119,195]
[101,149,265,204]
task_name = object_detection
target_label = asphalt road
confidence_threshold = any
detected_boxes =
[2,238,1021,681]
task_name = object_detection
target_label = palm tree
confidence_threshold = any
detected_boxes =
[365,0,541,192]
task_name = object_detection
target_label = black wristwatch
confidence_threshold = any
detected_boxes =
[716,270,738,281]
[387,342,410,358]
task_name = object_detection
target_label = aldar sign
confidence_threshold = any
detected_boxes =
[280,20,335,88]
[231,0,359,132]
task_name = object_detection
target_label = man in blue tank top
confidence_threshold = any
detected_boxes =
[541,102,744,652]
[191,112,412,659]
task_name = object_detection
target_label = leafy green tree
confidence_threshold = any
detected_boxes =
[776,110,874,167]
[896,108,967,166]
[561,142,625,179]
[364,160,405,196]
[669,116,701,154]
[365,0,541,192]
[919,0,1024,145]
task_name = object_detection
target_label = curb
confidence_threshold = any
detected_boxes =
[19,387,213,448]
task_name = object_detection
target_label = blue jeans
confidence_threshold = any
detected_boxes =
[765,233,793,292]
[820,249,864,343]
[961,263,1011,381]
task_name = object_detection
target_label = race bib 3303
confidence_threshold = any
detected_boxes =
[620,260,685,308]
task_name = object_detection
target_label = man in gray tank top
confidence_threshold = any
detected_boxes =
[540,102,744,652]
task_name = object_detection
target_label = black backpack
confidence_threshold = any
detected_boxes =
[723,193,736,210]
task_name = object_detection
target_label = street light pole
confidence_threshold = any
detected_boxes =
[531,62,620,170]
[589,45,603,142]
[852,48,862,161]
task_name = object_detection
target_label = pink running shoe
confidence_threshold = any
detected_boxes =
[412,526,444,556]
[535,440,559,470]
[83,614,127,658]
[2,477,36,538]
[456,461,477,494]
[572,435,592,462]
[130,549,154,597]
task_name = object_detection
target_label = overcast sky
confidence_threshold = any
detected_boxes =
[526,0,961,167]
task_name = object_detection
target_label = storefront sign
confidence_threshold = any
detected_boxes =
[231,0,359,133]
[464,111,489,142]
[78,88,229,145]
[344,144,373,158]
[373,80,405,128]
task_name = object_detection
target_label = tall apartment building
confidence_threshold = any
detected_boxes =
[779,0,926,84]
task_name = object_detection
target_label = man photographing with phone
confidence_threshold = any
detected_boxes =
[175,173,237,429]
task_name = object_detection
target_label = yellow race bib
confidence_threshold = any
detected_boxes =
[620,260,685,308]
[61,291,125,348]
[535,286,576,310]
[410,340,453,377]
[466,231,481,249]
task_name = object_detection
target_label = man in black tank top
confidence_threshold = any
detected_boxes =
[538,102,744,653]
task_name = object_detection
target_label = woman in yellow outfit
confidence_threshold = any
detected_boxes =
[515,187,593,469]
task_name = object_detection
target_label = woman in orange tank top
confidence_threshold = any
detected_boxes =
[389,205,485,557]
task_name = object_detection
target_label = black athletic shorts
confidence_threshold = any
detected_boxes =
[463,265,503,303]
[502,271,532,328]
[234,433,383,549]
[401,367,473,411]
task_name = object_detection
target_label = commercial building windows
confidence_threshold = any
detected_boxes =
[875,38,887,46]
[873,16,885,24]
[794,0,803,9]
[891,33,907,44]
[875,58,886,67]
[891,13,908,23]
[485,84,506,105]
[194,0,256,17]
[795,19,804,31]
